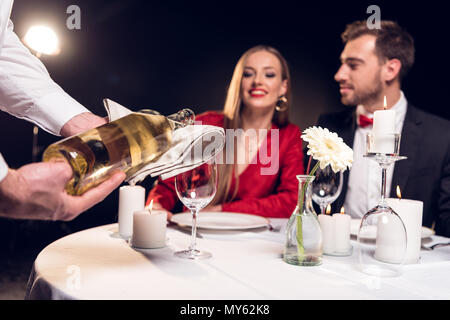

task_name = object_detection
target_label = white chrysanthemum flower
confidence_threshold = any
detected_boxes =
[302,126,353,173]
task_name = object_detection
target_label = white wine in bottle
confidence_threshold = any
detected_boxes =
[43,109,195,195]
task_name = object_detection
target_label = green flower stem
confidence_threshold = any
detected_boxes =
[308,161,320,177]
[296,162,320,263]
[296,215,304,262]
[297,162,320,212]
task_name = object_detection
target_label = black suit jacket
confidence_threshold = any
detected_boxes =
[314,104,450,237]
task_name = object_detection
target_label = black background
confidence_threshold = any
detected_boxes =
[1,0,449,276]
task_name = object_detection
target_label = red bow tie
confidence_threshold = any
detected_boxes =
[358,114,373,128]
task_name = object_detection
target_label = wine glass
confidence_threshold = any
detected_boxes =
[358,133,407,277]
[174,160,217,259]
[311,165,343,214]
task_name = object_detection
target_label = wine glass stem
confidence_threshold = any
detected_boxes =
[189,209,199,252]
[380,166,388,207]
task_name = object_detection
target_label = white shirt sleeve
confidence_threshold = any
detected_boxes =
[0,20,90,136]
[0,152,8,182]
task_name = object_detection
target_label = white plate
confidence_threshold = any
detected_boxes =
[350,219,435,239]
[170,212,269,230]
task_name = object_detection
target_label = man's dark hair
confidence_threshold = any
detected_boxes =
[342,20,415,81]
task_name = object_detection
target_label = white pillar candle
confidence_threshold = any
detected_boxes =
[131,210,167,249]
[333,213,351,253]
[373,109,395,134]
[318,214,335,254]
[372,109,396,154]
[386,198,423,264]
[374,213,405,263]
[118,185,145,239]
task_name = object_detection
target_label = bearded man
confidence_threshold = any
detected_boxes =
[315,20,450,237]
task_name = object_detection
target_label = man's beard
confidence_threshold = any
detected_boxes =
[341,75,383,107]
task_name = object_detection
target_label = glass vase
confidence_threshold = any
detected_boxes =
[283,175,323,266]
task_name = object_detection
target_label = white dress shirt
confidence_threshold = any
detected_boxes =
[0,0,90,182]
[344,91,408,218]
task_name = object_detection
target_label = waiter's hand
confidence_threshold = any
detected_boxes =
[0,161,125,221]
[60,112,107,137]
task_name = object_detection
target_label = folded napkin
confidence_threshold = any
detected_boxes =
[103,98,133,120]
[103,99,225,183]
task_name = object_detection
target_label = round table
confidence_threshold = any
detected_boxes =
[26,219,450,300]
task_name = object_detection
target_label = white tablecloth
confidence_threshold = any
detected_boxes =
[25,219,450,300]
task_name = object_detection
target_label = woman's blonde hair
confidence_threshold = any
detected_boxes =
[211,45,292,205]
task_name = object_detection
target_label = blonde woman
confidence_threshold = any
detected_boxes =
[147,45,304,218]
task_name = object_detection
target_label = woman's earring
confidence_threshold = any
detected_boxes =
[275,95,288,112]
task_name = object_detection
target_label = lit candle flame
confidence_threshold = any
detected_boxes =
[396,185,402,200]
[383,96,387,110]
[340,206,345,215]
[326,204,331,215]
[146,199,153,214]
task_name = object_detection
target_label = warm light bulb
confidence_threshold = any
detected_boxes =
[23,25,60,55]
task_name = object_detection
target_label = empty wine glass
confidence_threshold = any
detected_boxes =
[311,165,343,214]
[174,160,217,259]
[358,133,407,277]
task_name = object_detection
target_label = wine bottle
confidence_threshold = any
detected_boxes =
[42,109,195,195]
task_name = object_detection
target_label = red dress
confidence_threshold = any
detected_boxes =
[146,111,305,218]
